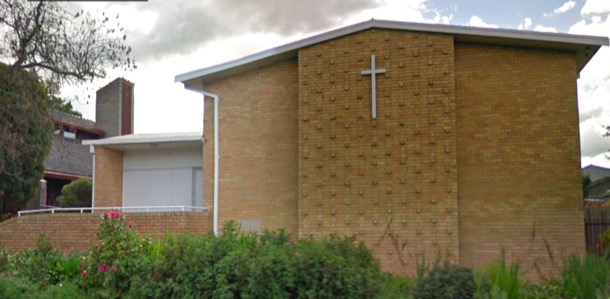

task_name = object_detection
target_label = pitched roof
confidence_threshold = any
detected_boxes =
[44,135,93,177]
[583,164,610,171]
[49,109,105,136]
[175,19,609,88]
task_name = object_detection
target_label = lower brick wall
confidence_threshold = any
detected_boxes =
[0,211,213,253]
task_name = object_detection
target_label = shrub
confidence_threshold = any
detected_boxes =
[0,244,8,273]
[59,177,92,208]
[0,277,82,299]
[482,253,524,299]
[559,253,610,299]
[129,222,382,298]
[411,260,474,299]
[8,234,71,287]
[376,272,412,299]
[79,210,151,298]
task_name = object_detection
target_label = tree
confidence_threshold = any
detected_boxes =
[0,1,135,213]
[47,94,81,117]
[0,63,52,214]
[0,0,136,86]
[59,177,92,208]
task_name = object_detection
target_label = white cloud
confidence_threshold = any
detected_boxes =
[518,17,532,30]
[544,0,577,17]
[582,0,610,15]
[440,14,453,24]
[580,117,610,157]
[533,25,558,32]
[465,15,498,28]
[342,0,439,25]
[571,13,610,165]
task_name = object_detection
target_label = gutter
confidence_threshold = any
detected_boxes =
[186,87,220,236]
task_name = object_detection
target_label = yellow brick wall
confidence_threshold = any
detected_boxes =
[187,29,584,278]
[93,147,123,207]
[0,211,212,253]
[201,60,299,233]
[454,43,584,279]
[298,29,458,275]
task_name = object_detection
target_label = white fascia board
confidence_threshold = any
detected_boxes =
[175,19,609,84]
[83,134,203,147]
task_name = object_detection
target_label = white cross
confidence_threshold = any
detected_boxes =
[361,54,386,119]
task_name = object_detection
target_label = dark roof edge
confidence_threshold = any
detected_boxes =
[175,19,609,86]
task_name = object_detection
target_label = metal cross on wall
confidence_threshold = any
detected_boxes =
[361,54,386,119]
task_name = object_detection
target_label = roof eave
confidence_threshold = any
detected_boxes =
[83,135,203,147]
[175,19,609,88]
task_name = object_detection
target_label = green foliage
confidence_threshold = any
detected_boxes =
[583,173,592,197]
[411,260,475,299]
[79,210,151,298]
[8,234,81,288]
[0,244,8,273]
[480,253,524,299]
[522,282,562,299]
[376,272,412,299]
[129,221,382,299]
[4,219,610,298]
[59,177,92,208]
[1,234,81,293]
[0,277,82,299]
[0,63,52,213]
[47,95,81,117]
[559,253,610,299]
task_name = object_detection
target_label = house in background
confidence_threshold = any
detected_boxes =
[583,164,610,206]
[583,164,610,182]
[43,110,104,207]
[40,78,134,207]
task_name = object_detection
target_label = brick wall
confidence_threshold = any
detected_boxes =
[201,60,299,233]
[163,29,585,279]
[297,29,458,274]
[455,43,584,278]
[94,147,123,207]
[96,79,122,138]
[0,211,212,253]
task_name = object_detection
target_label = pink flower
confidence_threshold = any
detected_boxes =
[98,264,109,272]
[295,251,300,256]
[112,265,118,272]
[104,211,122,219]
[81,271,87,277]
[127,221,133,228]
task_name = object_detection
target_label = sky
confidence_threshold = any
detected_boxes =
[65,0,610,167]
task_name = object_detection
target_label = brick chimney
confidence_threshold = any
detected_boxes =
[95,78,134,137]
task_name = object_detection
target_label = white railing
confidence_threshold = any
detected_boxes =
[18,206,207,217]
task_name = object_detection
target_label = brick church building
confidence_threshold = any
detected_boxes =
[171,20,609,275]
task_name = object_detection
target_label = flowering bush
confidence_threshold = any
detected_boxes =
[79,210,151,298]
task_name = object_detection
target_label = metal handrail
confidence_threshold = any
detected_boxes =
[18,206,207,216]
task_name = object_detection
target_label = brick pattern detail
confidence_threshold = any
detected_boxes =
[94,147,123,207]
[201,60,299,233]
[297,29,459,274]
[0,211,212,253]
[455,43,584,279]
